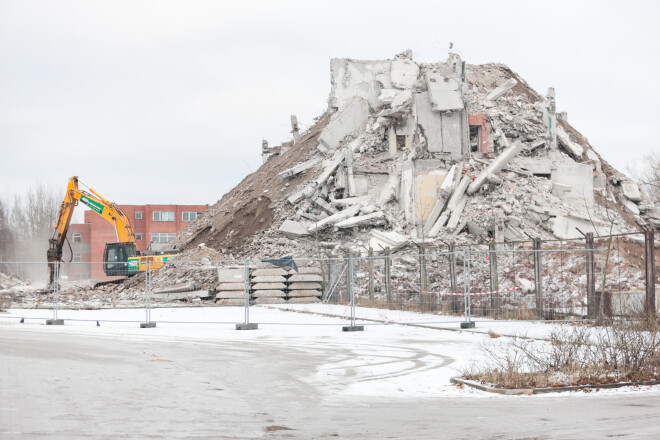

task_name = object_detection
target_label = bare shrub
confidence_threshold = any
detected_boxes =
[462,320,660,389]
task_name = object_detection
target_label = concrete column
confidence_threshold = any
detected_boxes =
[645,230,657,319]
[291,115,300,144]
[388,126,397,156]
[546,88,558,150]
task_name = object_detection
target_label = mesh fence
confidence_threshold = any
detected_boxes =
[0,243,655,330]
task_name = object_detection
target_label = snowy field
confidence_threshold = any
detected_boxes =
[2,306,660,439]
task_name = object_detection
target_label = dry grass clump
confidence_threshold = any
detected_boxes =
[461,320,660,389]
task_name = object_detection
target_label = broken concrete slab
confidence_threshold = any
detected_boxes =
[291,267,323,275]
[467,141,524,195]
[390,59,419,89]
[215,291,245,300]
[426,72,463,112]
[317,98,370,152]
[551,163,594,208]
[486,78,517,101]
[446,195,468,230]
[154,282,196,295]
[307,204,362,233]
[216,283,245,291]
[622,181,642,202]
[557,125,584,158]
[623,199,641,215]
[369,230,408,252]
[278,220,311,238]
[217,269,245,283]
[278,158,321,180]
[335,211,384,228]
[329,58,392,110]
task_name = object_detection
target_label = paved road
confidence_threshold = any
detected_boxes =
[1,326,659,439]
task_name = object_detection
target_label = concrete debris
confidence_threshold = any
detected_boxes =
[467,141,524,195]
[621,181,642,202]
[154,282,196,294]
[55,51,655,306]
[486,78,517,101]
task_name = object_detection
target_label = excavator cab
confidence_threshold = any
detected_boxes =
[103,242,138,277]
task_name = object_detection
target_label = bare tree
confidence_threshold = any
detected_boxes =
[632,152,660,206]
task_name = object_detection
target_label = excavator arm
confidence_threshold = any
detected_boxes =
[47,176,136,284]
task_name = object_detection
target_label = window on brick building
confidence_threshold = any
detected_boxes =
[73,253,81,262]
[151,232,176,243]
[135,211,143,220]
[182,211,203,222]
[72,233,82,243]
[135,233,143,241]
[153,211,174,222]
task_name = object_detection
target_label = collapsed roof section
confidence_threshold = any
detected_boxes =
[175,51,659,258]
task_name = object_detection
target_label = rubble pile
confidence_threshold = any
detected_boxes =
[46,50,657,307]
[173,50,658,261]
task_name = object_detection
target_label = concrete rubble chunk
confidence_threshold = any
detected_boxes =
[426,72,463,112]
[467,141,524,195]
[154,282,196,294]
[278,220,311,237]
[288,297,321,304]
[486,78,517,101]
[278,158,321,180]
[288,290,321,297]
[288,274,323,283]
[252,268,288,277]
[307,204,361,233]
[556,125,584,158]
[446,195,468,230]
[153,290,209,301]
[289,282,322,290]
[291,267,323,275]
[217,268,245,283]
[252,290,286,298]
[252,282,287,290]
[369,230,408,252]
[215,291,245,299]
[622,181,642,202]
[623,199,641,215]
[216,283,244,291]
[390,59,420,89]
[251,275,286,283]
[317,98,369,152]
[335,211,384,228]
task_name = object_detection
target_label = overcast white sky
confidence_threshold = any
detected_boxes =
[1,0,658,210]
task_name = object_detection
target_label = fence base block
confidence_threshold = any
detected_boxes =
[46,319,64,326]
[342,325,365,332]
[460,321,476,329]
[140,322,157,328]
[236,323,258,330]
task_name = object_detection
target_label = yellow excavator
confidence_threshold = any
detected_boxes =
[47,176,178,285]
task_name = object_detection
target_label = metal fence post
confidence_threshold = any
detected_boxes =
[236,258,257,330]
[449,242,459,313]
[46,261,63,325]
[489,240,499,315]
[533,237,544,319]
[585,232,597,318]
[140,260,156,328]
[461,249,475,328]
[385,247,392,304]
[343,256,363,332]
[645,230,656,319]
[368,247,374,303]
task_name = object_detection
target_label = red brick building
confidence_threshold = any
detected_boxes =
[63,204,208,280]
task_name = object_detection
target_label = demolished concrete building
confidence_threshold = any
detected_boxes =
[174,50,660,259]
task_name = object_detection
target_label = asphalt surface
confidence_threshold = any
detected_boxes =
[1,326,660,439]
